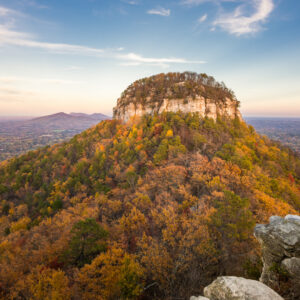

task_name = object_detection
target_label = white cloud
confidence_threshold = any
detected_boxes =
[147,7,171,17]
[198,14,207,22]
[181,0,275,35]
[0,24,106,56]
[0,5,205,68]
[0,24,204,68]
[117,53,205,67]
[121,0,139,5]
[0,6,20,17]
[213,0,274,35]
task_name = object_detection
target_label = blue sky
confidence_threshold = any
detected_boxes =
[0,0,299,117]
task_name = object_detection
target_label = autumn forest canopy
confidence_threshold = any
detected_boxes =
[0,73,300,299]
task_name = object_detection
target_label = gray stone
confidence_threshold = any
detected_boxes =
[269,215,282,224]
[254,215,300,299]
[190,296,210,300]
[203,276,283,300]
[281,257,300,279]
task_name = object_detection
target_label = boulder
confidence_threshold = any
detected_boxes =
[254,215,300,299]
[203,276,283,300]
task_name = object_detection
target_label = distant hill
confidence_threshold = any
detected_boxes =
[0,112,110,161]
[70,112,110,120]
[26,112,110,129]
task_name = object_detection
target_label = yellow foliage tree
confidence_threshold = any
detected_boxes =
[28,267,71,300]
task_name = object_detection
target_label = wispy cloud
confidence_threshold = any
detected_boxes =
[118,53,205,67]
[118,52,204,64]
[0,76,84,85]
[0,24,203,66]
[0,24,107,55]
[0,6,15,16]
[213,0,274,35]
[0,5,23,17]
[147,7,171,17]
[121,0,139,5]
[0,76,81,103]
[181,0,275,35]
[0,6,205,68]
[198,14,207,23]
[0,87,34,102]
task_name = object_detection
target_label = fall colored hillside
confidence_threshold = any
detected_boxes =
[0,82,300,299]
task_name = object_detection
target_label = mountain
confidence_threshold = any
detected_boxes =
[27,112,110,129]
[114,72,241,122]
[70,112,110,120]
[0,112,110,161]
[0,73,299,299]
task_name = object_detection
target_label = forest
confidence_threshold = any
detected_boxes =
[0,111,299,299]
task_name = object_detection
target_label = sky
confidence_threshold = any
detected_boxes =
[0,0,299,117]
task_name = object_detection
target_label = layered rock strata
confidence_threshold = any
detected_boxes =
[113,73,242,122]
[114,96,241,122]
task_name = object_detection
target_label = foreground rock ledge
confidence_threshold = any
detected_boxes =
[191,276,283,300]
[254,215,300,299]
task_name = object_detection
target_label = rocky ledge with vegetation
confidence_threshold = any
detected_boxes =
[113,72,241,122]
[190,214,300,300]
[255,215,300,299]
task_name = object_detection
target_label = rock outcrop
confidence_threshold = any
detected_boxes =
[190,276,283,300]
[204,276,283,300]
[113,72,242,122]
[254,215,300,299]
[189,215,300,300]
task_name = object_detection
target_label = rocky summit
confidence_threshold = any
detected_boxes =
[113,72,242,122]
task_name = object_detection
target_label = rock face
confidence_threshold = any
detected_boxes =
[114,96,241,123]
[113,72,242,122]
[254,215,300,299]
[202,276,283,300]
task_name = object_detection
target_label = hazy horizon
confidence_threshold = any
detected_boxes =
[0,0,300,117]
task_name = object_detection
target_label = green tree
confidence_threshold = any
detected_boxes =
[209,190,255,273]
[210,190,254,242]
[64,218,108,267]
